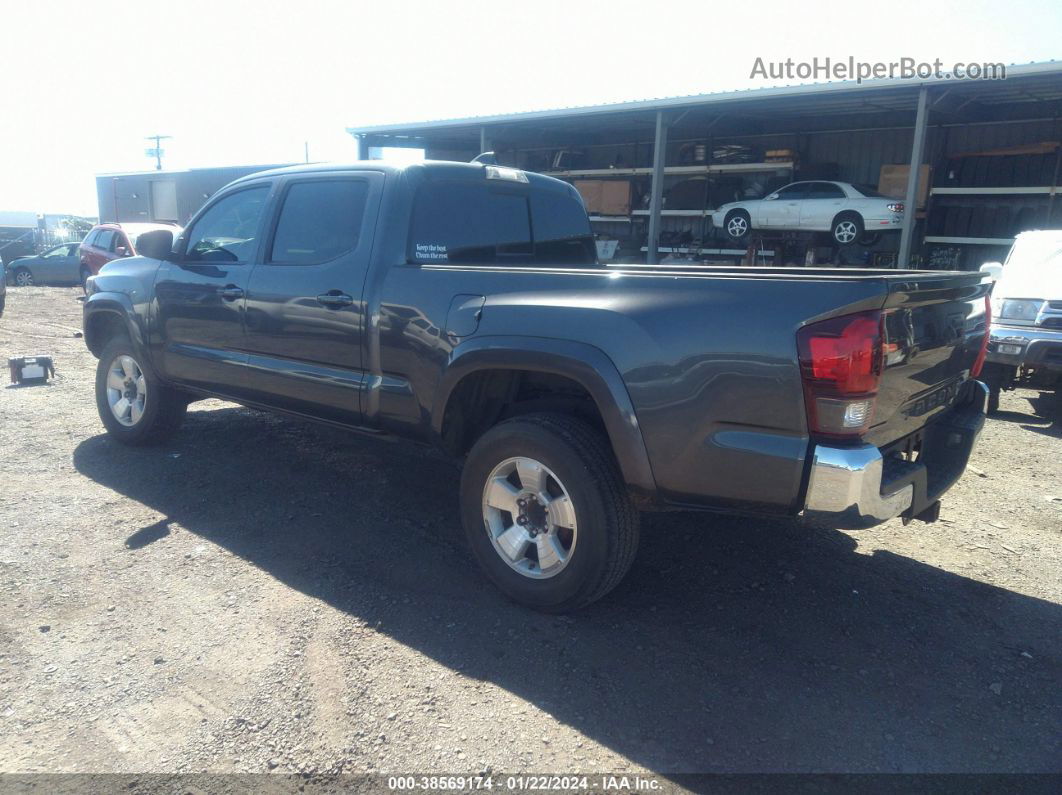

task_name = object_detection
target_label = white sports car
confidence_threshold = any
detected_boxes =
[712,181,905,245]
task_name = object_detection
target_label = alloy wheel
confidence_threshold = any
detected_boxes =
[481,456,577,579]
[106,354,148,427]
[727,216,749,238]
[834,221,858,244]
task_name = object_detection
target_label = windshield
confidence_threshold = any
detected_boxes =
[997,234,1062,299]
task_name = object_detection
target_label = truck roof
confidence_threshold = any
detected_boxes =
[228,159,570,191]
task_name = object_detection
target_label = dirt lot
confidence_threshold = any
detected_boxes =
[0,285,1059,776]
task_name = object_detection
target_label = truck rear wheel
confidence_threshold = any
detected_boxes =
[95,336,187,445]
[460,413,639,612]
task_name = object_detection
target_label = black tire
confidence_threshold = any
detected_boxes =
[95,335,186,445]
[724,210,751,242]
[460,413,640,612]
[80,266,91,292]
[831,213,864,246]
[12,267,33,286]
[0,295,5,317]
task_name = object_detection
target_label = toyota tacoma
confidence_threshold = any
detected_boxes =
[83,160,991,611]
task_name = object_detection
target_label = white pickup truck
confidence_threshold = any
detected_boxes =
[980,230,1062,413]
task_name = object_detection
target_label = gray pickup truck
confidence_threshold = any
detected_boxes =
[82,160,991,611]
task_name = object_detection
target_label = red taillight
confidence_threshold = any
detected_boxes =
[886,202,905,213]
[797,311,884,438]
[971,294,991,378]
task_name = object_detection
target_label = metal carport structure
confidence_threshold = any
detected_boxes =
[348,62,1062,266]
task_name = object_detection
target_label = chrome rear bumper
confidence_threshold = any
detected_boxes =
[802,381,987,529]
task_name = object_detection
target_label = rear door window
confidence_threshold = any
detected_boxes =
[95,230,115,251]
[807,182,846,199]
[269,179,369,265]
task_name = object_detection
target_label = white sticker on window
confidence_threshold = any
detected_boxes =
[416,243,448,261]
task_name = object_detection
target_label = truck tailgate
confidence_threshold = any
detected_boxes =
[866,273,990,448]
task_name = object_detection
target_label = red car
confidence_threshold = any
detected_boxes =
[79,222,182,279]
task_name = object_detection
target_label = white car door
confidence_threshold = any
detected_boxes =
[799,182,847,230]
[760,183,808,227]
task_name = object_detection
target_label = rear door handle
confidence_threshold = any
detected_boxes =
[317,292,354,309]
[219,285,244,301]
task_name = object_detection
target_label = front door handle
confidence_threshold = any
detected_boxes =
[316,292,354,309]
[219,285,244,301]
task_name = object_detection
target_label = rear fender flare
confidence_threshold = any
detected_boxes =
[433,335,657,496]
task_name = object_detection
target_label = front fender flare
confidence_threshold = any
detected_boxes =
[83,292,151,367]
[432,335,657,497]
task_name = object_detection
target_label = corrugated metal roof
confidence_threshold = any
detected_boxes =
[347,60,1062,136]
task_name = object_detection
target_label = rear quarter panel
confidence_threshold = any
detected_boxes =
[375,263,893,513]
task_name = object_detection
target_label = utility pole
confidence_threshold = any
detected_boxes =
[145,134,172,171]
[305,141,310,163]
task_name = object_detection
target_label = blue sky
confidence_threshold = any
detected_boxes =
[2,0,1061,215]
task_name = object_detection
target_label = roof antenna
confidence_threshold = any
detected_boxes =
[471,151,497,165]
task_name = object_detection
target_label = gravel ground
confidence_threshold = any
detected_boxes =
[0,286,1059,776]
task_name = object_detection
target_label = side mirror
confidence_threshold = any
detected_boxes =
[979,262,1003,281]
[135,229,174,261]
[764,193,778,201]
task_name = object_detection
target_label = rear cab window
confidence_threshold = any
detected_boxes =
[409,177,596,266]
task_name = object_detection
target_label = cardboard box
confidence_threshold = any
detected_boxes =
[878,164,931,208]
[573,179,632,216]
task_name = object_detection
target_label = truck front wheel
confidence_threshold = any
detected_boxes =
[95,336,187,445]
[460,413,640,612]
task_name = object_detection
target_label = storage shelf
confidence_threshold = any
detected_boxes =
[544,161,795,178]
[631,209,714,217]
[923,236,1015,245]
[930,186,1056,196]
[590,209,715,222]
